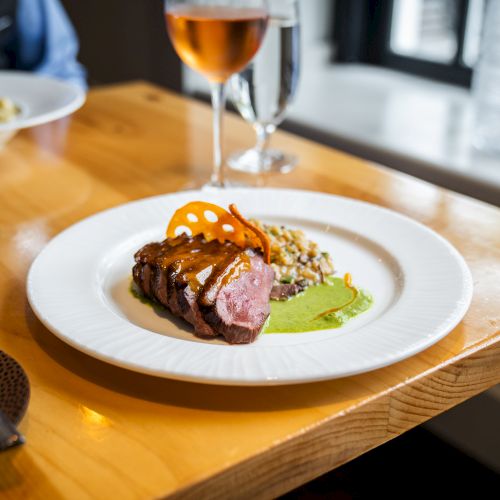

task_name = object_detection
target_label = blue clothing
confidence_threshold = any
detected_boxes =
[15,0,87,89]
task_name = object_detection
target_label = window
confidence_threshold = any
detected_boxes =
[333,0,486,86]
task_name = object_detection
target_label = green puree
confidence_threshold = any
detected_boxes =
[264,276,373,334]
[131,276,373,335]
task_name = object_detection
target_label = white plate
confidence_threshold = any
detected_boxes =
[27,189,473,385]
[0,71,85,132]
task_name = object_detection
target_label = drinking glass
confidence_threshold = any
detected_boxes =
[164,0,269,187]
[228,0,300,174]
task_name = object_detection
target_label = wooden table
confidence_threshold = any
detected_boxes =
[0,83,499,499]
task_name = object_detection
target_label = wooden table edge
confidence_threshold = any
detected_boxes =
[165,336,500,499]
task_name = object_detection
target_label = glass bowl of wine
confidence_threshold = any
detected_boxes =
[165,0,269,187]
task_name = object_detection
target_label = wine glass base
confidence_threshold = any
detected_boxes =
[227,148,297,174]
[203,179,225,189]
[200,179,248,190]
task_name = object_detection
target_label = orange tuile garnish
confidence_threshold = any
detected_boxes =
[166,201,267,259]
[229,204,271,264]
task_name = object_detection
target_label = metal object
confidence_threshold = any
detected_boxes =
[0,350,30,451]
[0,409,24,451]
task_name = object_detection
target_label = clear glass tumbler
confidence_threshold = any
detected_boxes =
[228,0,300,174]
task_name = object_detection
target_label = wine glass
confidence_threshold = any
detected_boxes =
[164,0,269,187]
[228,0,300,174]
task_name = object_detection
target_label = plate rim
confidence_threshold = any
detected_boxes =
[26,188,474,386]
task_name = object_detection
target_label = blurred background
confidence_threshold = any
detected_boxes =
[59,0,500,491]
[61,0,500,207]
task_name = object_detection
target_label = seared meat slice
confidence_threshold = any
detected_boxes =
[133,237,216,337]
[132,235,274,344]
[198,251,274,344]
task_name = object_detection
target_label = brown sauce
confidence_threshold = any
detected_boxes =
[138,235,251,295]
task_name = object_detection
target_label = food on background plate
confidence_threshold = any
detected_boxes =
[132,201,372,344]
[0,98,19,123]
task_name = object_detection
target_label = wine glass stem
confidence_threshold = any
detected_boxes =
[210,82,227,187]
[255,124,270,155]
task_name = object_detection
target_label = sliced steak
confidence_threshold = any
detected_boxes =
[133,242,162,300]
[199,251,274,344]
[176,282,217,338]
[133,235,274,344]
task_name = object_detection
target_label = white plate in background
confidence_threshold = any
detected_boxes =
[0,71,85,133]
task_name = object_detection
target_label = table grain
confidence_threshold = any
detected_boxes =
[0,83,499,499]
